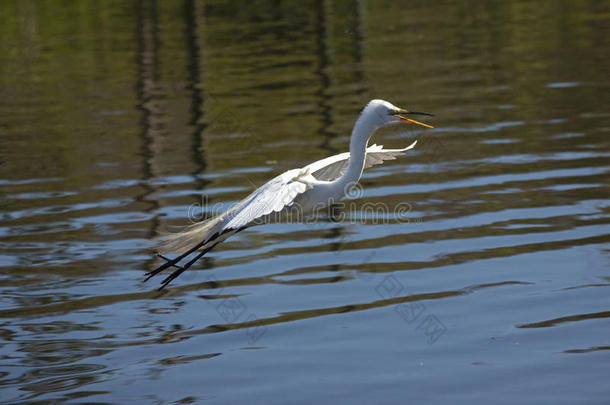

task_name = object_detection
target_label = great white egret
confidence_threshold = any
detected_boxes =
[145,99,433,289]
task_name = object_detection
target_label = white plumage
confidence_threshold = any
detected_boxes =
[146,99,432,289]
[308,141,418,181]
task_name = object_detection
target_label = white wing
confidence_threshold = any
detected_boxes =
[159,168,309,253]
[224,168,309,229]
[308,140,417,181]
[159,140,417,253]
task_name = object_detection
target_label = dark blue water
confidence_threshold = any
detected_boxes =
[1,1,609,403]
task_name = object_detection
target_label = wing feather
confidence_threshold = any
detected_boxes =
[158,140,417,253]
[158,168,309,253]
[309,140,417,181]
[224,169,308,229]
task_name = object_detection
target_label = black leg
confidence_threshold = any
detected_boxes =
[147,227,244,289]
[144,239,207,282]
[157,254,184,269]
[157,241,221,290]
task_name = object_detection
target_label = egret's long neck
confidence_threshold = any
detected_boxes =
[337,115,377,187]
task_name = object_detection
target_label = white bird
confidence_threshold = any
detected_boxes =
[145,99,433,289]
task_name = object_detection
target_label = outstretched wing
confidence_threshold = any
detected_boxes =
[308,140,417,181]
[224,168,309,229]
[148,140,418,288]
[158,140,417,253]
[158,168,309,253]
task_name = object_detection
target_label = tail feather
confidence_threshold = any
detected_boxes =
[157,215,225,254]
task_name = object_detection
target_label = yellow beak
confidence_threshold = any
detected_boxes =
[392,108,434,128]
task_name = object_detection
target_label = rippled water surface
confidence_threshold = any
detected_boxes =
[1,1,609,403]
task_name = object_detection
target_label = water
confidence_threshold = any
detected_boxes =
[1,0,609,403]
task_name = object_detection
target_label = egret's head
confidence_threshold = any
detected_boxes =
[362,99,434,129]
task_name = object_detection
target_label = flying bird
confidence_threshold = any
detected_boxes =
[145,99,433,289]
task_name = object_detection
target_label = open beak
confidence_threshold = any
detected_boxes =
[392,108,434,128]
